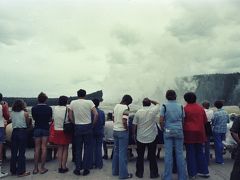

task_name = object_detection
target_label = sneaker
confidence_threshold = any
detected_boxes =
[198,173,210,178]
[82,169,90,176]
[0,172,8,178]
[189,175,197,179]
[73,169,80,176]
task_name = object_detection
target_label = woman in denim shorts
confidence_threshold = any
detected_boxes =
[31,92,52,174]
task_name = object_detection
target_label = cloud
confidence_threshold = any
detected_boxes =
[0,0,240,103]
[111,27,140,46]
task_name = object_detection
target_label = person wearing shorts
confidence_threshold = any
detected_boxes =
[31,92,52,175]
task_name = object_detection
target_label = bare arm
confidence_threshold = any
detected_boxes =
[231,131,240,145]
[24,112,30,126]
[132,124,137,143]
[149,99,159,105]
[92,107,98,125]
[160,116,164,131]
[68,109,75,123]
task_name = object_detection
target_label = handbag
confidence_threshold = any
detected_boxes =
[49,121,56,143]
[63,107,74,134]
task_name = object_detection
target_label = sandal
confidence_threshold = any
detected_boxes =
[32,169,38,175]
[18,172,30,177]
[40,169,48,174]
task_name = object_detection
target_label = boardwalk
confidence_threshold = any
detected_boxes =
[3,147,234,180]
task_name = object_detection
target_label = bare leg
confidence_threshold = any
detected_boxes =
[33,138,41,173]
[62,145,69,169]
[40,137,48,172]
[57,145,63,169]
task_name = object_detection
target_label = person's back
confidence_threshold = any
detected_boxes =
[93,108,105,135]
[184,103,207,143]
[70,99,94,125]
[113,104,128,131]
[212,108,229,134]
[163,101,183,131]
[32,104,52,130]
[134,105,159,143]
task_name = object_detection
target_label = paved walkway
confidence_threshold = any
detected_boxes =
[2,148,234,180]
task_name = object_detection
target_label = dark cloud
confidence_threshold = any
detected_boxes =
[111,28,140,46]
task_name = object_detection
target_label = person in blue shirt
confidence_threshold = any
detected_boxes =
[160,90,187,180]
[92,99,105,169]
[212,100,229,164]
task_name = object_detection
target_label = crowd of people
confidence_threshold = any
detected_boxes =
[0,89,239,179]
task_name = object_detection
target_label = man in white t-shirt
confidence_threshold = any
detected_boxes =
[132,98,160,178]
[69,89,98,176]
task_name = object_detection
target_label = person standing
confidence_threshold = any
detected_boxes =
[183,92,209,178]
[112,94,133,179]
[103,113,114,160]
[212,100,229,164]
[92,98,105,169]
[69,89,98,176]
[53,96,71,173]
[0,93,10,178]
[230,115,240,180]
[10,99,31,177]
[132,98,159,179]
[32,92,52,174]
[160,90,186,180]
[202,101,214,164]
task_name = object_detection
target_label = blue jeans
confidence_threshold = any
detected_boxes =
[213,132,225,163]
[185,143,209,177]
[163,135,186,180]
[112,130,129,179]
[205,137,211,164]
[92,133,103,168]
[74,124,93,171]
[10,128,28,175]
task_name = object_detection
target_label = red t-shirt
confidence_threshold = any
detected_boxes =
[184,103,207,143]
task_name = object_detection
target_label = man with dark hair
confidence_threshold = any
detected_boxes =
[183,92,209,178]
[77,89,86,98]
[160,90,186,180]
[92,99,105,169]
[212,100,229,164]
[32,92,52,174]
[133,98,160,178]
[0,93,9,178]
[69,89,98,176]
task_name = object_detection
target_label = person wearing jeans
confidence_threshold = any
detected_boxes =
[160,90,187,180]
[69,89,98,176]
[92,99,105,169]
[10,99,30,177]
[112,95,133,179]
[212,100,229,164]
[183,92,209,178]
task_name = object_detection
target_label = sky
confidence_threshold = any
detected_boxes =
[0,0,240,102]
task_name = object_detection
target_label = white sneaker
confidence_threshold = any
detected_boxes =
[0,172,8,178]
[198,173,210,178]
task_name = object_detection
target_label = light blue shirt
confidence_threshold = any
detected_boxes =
[160,100,184,130]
